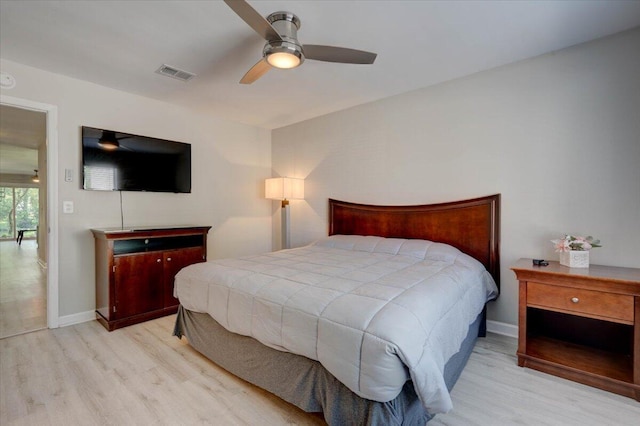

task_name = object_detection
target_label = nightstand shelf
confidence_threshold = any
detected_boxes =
[512,258,640,401]
[526,335,633,383]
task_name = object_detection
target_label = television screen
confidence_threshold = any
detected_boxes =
[82,126,191,193]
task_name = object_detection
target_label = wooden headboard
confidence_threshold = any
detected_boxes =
[329,194,501,289]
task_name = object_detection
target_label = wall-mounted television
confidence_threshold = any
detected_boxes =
[82,126,191,193]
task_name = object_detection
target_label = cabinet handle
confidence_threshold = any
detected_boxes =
[571,297,579,303]
[157,258,162,263]
[167,257,172,261]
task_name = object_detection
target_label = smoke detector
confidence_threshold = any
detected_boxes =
[0,73,16,89]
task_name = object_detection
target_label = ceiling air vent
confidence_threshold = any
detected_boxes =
[155,64,196,82]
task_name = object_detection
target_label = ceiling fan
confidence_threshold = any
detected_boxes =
[224,0,377,84]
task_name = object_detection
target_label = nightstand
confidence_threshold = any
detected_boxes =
[512,258,640,401]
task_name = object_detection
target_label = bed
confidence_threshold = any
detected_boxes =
[173,194,500,425]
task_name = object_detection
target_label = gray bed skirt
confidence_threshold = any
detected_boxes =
[174,306,483,425]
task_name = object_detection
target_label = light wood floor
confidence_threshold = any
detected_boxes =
[1,315,639,426]
[0,240,46,339]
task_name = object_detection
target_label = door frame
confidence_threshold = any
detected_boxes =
[1,94,59,328]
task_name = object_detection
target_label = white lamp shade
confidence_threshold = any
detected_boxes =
[265,177,304,200]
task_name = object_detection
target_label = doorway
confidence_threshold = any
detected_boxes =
[0,97,59,337]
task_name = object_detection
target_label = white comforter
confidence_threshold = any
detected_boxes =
[174,235,498,413]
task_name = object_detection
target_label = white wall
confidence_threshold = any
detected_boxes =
[0,59,272,318]
[271,29,640,326]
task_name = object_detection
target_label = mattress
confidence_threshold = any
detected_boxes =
[174,235,498,413]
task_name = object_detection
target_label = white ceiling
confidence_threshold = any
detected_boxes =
[1,1,640,130]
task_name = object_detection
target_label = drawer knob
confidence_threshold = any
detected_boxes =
[571,297,579,303]
[167,257,172,261]
[156,258,162,263]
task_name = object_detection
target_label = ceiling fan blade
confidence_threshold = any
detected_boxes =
[303,45,377,64]
[224,0,283,42]
[240,59,272,84]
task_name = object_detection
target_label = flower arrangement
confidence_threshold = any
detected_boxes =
[552,235,601,252]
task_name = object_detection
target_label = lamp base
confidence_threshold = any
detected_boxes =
[281,203,291,249]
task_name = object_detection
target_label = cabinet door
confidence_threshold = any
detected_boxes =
[114,252,164,319]
[163,247,205,308]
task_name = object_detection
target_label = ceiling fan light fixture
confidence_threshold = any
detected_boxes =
[267,52,301,69]
[264,41,304,69]
[98,131,120,150]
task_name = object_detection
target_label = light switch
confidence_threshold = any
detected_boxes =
[63,201,74,214]
[65,169,73,182]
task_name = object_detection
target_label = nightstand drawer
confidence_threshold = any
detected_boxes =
[527,282,634,324]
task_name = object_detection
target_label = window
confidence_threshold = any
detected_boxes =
[0,187,39,240]
[83,165,117,191]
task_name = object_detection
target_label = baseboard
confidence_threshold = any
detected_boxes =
[57,310,95,328]
[486,320,518,339]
